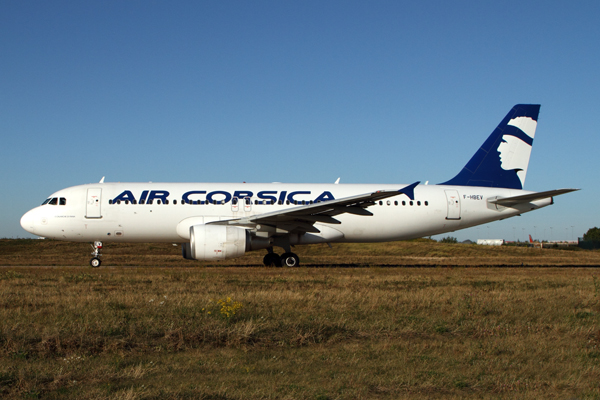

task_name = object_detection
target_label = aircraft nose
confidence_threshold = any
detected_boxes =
[20,209,37,234]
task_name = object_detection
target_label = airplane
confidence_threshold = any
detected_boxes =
[20,104,578,268]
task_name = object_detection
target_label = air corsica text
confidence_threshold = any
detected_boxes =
[112,190,335,204]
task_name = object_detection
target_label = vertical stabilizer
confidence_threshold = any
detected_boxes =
[441,104,540,189]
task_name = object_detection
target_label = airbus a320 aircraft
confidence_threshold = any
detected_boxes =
[21,105,577,267]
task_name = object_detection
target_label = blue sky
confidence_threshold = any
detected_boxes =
[1,1,598,242]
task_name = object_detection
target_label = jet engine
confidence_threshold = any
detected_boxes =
[182,224,270,260]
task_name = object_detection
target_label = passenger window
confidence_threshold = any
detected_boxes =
[394,201,398,206]
[409,201,413,206]
[425,201,429,206]
[386,200,391,206]
[379,201,382,205]
[402,201,406,206]
[417,201,421,206]
[174,200,177,205]
[109,200,113,205]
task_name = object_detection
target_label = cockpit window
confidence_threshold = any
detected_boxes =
[43,197,67,206]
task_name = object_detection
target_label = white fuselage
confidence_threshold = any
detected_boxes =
[20,182,551,244]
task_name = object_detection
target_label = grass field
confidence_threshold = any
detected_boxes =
[2,239,600,267]
[1,240,600,399]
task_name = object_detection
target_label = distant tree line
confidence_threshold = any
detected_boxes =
[439,236,458,244]
[580,227,600,249]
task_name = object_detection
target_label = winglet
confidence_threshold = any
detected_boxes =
[399,181,420,200]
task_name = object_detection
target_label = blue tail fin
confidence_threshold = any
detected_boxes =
[441,104,540,189]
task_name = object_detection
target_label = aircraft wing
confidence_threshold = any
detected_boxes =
[488,188,579,206]
[211,181,420,234]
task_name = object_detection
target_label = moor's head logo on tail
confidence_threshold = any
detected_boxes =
[498,115,537,188]
[442,104,540,190]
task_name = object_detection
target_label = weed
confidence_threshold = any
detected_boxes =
[0,371,17,387]
[0,270,23,280]
[434,323,450,334]
[453,379,470,389]
[217,297,243,320]
[574,311,594,319]
[64,273,98,283]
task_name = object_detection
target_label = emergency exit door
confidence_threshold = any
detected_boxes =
[86,188,102,218]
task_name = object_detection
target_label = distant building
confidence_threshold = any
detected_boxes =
[477,239,504,246]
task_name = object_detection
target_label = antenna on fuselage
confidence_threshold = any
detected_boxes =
[334,177,340,184]
[99,176,105,183]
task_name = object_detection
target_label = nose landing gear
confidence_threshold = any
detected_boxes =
[90,241,102,267]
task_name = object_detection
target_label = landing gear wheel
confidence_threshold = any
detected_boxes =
[281,252,300,267]
[90,241,103,267]
[263,253,282,267]
[90,257,101,268]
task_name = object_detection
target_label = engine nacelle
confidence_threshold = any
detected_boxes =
[183,224,271,261]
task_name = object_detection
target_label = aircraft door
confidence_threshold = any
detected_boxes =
[86,188,102,219]
[444,190,461,220]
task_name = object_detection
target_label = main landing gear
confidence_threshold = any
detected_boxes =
[262,247,300,267]
[90,241,102,268]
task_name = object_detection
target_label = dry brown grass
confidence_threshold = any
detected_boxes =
[2,239,600,267]
[1,264,600,399]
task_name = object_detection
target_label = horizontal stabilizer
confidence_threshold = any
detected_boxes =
[489,188,579,206]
